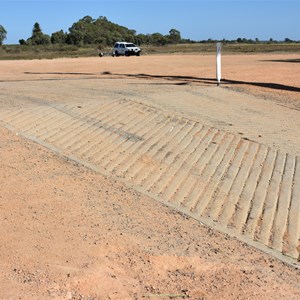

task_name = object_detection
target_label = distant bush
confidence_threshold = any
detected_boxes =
[1,42,300,60]
[16,16,184,48]
[12,16,299,49]
[0,25,7,45]
[51,30,67,44]
[25,22,51,45]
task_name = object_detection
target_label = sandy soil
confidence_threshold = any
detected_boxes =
[0,53,300,299]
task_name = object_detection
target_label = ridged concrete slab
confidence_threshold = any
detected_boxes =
[1,99,299,265]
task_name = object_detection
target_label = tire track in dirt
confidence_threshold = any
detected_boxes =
[0,99,299,266]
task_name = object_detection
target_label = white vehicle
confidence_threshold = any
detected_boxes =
[112,42,141,57]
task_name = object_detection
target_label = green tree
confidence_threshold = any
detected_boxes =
[51,30,67,44]
[32,22,42,36]
[27,22,50,45]
[19,39,27,45]
[0,25,7,45]
[168,28,181,44]
[66,15,137,46]
[67,16,93,45]
[134,34,148,46]
[150,33,167,45]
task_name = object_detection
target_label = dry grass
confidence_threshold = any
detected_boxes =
[1,42,300,60]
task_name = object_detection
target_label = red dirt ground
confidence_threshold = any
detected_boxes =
[0,54,300,299]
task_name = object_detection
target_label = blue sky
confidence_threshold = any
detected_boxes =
[1,0,299,44]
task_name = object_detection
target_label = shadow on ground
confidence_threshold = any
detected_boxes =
[24,71,97,76]
[10,71,300,93]
[261,58,300,63]
[107,72,300,93]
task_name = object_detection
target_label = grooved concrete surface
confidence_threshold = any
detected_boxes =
[1,98,299,263]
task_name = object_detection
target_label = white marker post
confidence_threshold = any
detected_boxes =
[216,42,222,86]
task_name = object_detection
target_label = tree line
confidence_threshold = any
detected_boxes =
[1,16,182,47]
[0,16,299,46]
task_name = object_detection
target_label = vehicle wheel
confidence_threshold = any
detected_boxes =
[136,52,141,56]
[99,52,104,57]
[125,51,130,57]
[115,51,119,57]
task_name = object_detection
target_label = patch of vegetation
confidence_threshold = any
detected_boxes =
[0,16,299,60]
[14,16,181,48]
[1,43,300,60]
[0,44,95,60]
[138,43,300,56]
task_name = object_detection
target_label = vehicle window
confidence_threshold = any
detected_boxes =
[114,43,119,48]
[120,44,125,48]
[125,43,136,47]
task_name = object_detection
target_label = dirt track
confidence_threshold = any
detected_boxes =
[1,54,300,299]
